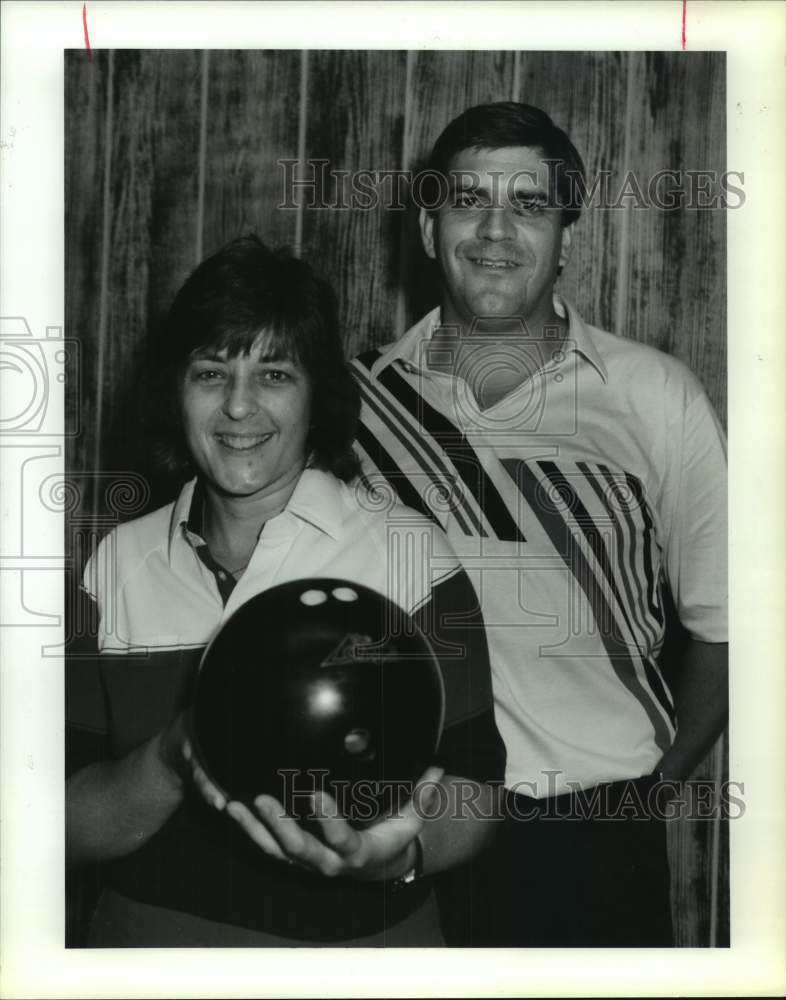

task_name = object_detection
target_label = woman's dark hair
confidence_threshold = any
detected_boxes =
[147,235,360,483]
[423,101,586,227]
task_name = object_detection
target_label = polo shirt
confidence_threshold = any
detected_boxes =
[353,298,727,796]
[70,468,504,940]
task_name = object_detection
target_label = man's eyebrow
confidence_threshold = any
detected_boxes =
[449,176,484,191]
[448,178,551,202]
[509,187,550,202]
[448,179,495,200]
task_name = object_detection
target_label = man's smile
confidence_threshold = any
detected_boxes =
[466,256,521,270]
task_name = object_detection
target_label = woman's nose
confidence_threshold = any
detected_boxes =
[222,376,260,419]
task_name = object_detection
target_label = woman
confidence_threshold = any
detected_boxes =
[66,235,505,947]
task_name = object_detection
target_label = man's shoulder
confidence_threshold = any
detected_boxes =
[351,338,402,377]
[351,309,440,378]
[584,317,706,399]
[337,477,459,562]
[330,476,461,596]
[336,475,432,530]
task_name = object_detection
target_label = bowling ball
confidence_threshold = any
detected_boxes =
[191,578,445,826]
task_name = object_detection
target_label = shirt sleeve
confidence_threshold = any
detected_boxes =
[411,566,506,784]
[65,556,109,775]
[661,381,728,643]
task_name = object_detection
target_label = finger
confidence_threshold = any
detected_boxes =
[191,759,226,811]
[226,800,289,862]
[407,767,446,821]
[252,796,310,858]
[311,790,362,857]
[253,795,345,876]
[418,765,446,785]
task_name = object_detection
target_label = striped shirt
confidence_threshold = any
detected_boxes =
[353,298,727,795]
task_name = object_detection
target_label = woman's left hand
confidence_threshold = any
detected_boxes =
[181,735,444,881]
[181,736,230,810]
[227,765,445,881]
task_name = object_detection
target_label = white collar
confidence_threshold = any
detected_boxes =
[369,295,608,383]
[168,467,346,560]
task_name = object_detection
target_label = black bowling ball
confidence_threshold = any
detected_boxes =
[192,578,445,826]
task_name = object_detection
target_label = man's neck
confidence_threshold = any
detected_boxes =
[428,306,570,411]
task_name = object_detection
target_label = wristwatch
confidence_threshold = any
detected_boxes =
[389,834,424,891]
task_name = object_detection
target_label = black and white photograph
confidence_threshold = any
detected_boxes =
[1,1,784,997]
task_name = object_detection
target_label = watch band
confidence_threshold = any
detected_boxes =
[389,834,424,891]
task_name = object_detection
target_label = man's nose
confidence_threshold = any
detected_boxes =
[222,375,260,419]
[476,205,516,240]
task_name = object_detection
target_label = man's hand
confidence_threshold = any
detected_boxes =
[658,639,728,781]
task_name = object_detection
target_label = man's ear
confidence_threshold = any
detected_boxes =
[559,223,575,270]
[419,207,437,260]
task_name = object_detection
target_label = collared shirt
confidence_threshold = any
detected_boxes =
[74,467,504,940]
[89,468,454,655]
[353,297,727,795]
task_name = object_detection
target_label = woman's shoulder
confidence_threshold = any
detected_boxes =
[104,499,177,552]
[85,497,180,596]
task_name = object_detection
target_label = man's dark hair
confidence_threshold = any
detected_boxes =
[147,234,360,483]
[424,101,586,227]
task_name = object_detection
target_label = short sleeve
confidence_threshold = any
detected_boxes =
[411,566,506,784]
[662,386,727,642]
[65,553,109,774]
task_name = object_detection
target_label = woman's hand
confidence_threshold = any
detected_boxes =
[184,752,445,881]
[181,736,229,810]
[66,717,191,866]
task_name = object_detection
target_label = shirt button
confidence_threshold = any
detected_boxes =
[218,571,227,580]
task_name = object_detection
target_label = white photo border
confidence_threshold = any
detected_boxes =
[1,1,784,997]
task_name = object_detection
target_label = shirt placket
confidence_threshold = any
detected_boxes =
[221,512,302,621]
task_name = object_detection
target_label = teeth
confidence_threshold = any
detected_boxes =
[469,258,518,269]
[217,433,272,451]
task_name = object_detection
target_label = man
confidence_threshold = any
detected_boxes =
[352,102,728,946]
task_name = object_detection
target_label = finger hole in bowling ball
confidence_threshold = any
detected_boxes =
[332,586,359,602]
[343,727,375,760]
[299,588,327,606]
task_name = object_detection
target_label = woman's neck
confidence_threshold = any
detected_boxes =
[199,472,302,574]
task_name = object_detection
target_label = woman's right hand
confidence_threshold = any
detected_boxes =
[66,716,190,866]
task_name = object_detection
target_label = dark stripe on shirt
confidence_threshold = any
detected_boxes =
[354,360,483,535]
[354,368,476,535]
[538,461,642,654]
[355,423,439,526]
[578,462,662,657]
[502,458,672,753]
[378,364,526,543]
[579,463,675,725]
